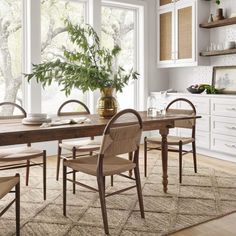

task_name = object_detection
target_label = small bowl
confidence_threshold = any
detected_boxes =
[187,87,205,94]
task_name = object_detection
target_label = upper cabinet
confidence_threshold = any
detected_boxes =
[157,0,210,68]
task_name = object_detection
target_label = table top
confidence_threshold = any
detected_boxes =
[0,111,200,146]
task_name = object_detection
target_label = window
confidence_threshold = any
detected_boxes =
[0,0,22,115]
[41,0,87,114]
[101,1,143,110]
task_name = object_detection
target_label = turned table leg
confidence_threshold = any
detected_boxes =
[159,127,169,193]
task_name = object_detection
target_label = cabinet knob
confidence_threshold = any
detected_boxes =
[225,126,236,130]
[226,107,236,111]
[225,144,236,149]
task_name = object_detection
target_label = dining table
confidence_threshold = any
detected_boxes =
[0,111,200,193]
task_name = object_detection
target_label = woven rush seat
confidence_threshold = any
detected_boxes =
[146,135,195,145]
[59,139,100,152]
[0,146,44,161]
[64,155,136,176]
[0,175,20,199]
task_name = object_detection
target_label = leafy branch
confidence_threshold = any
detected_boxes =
[25,20,138,96]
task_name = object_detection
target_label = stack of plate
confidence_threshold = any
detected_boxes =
[22,113,51,125]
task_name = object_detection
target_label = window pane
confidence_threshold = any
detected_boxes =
[101,5,136,109]
[41,0,86,114]
[0,0,22,115]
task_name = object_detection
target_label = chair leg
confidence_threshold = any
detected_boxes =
[15,178,20,236]
[128,152,133,177]
[134,167,145,218]
[110,175,113,187]
[26,160,30,186]
[179,142,183,184]
[97,175,109,235]
[144,137,147,177]
[56,145,62,181]
[43,150,47,200]
[72,147,76,194]
[63,164,67,217]
[192,141,197,173]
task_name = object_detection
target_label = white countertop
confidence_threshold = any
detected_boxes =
[151,91,236,99]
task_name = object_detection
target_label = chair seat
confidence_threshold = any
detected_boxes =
[0,176,20,199]
[147,135,195,145]
[0,146,44,162]
[60,139,101,152]
[64,155,136,176]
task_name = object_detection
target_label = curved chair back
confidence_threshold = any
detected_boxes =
[0,102,26,119]
[100,109,143,158]
[57,99,90,116]
[166,98,196,137]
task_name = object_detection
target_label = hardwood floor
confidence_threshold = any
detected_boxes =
[169,151,236,236]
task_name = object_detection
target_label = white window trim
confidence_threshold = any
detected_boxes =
[101,0,147,110]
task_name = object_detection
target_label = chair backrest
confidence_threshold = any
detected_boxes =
[99,109,143,158]
[0,102,26,119]
[57,99,90,116]
[166,98,196,129]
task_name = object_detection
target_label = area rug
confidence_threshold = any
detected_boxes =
[1,150,236,236]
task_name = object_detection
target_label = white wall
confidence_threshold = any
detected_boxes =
[147,0,169,94]
[168,0,236,92]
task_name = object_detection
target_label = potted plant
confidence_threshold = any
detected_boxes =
[25,20,138,118]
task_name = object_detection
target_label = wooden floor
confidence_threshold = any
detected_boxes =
[169,152,236,236]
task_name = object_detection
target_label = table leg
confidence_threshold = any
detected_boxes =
[159,127,169,193]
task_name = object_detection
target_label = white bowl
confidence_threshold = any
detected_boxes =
[27,113,47,119]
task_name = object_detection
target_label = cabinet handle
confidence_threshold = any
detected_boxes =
[225,144,236,149]
[226,107,236,111]
[225,126,236,130]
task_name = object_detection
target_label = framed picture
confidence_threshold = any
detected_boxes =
[212,66,236,94]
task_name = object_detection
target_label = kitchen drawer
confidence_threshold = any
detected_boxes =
[179,129,210,149]
[211,99,236,118]
[212,116,236,137]
[179,97,210,115]
[211,133,236,154]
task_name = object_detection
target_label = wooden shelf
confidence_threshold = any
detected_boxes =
[199,17,236,29]
[200,48,236,57]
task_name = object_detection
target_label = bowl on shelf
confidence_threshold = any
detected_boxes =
[187,86,205,94]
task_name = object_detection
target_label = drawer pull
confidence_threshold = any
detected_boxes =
[225,144,236,149]
[226,107,236,111]
[225,126,236,130]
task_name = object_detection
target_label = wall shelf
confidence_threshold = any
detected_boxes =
[200,48,236,57]
[199,17,236,28]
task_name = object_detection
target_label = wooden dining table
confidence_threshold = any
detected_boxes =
[0,111,200,193]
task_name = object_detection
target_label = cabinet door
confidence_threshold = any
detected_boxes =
[175,0,196,64]
[158,0,173,8]
[157,7,175,67]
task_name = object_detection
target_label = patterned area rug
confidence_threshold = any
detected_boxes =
[1,150,236,236]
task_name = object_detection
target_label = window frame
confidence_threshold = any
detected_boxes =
[22,0,147,113]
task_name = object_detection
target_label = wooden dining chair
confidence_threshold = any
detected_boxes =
[144,98,197,183]
[0,174,20,236]
[0,102,47,200]
[56,100,100,185]
[62,109,145,235]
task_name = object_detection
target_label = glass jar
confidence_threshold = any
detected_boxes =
[147,95,157,117]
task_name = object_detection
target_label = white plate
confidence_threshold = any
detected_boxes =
[22,118,51,125]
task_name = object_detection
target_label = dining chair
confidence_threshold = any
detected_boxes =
[0,173,20,236]
[56,100,100,188]
[0,102,47,200]
[144,98,197,183]
[62,109,145,235]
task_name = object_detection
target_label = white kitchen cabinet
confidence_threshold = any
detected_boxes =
[157,0,210,68]
[151,92,236,162]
